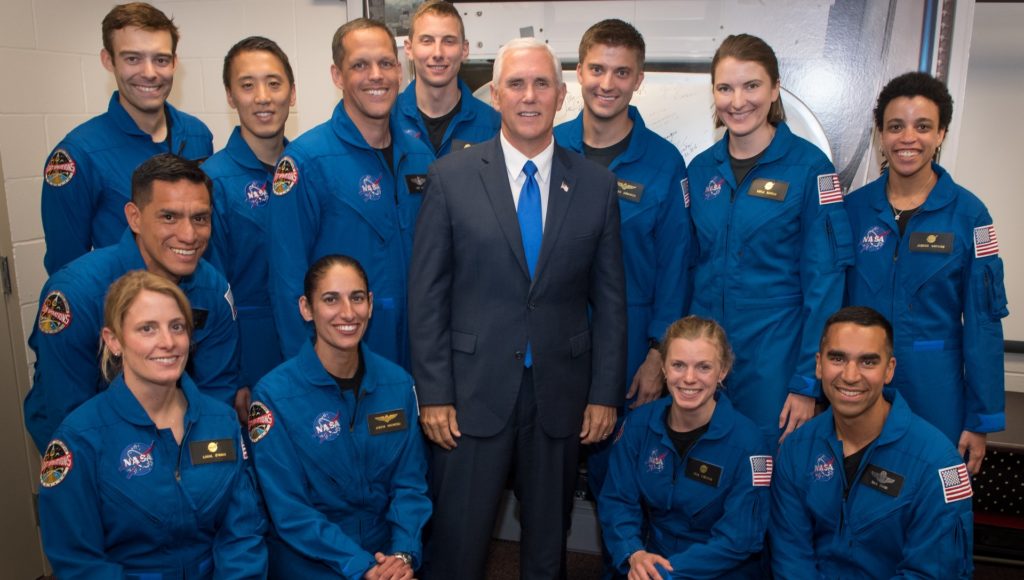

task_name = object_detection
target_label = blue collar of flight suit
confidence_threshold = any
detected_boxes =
[224,125,289,172]
[105,372,203,428]
[330,99,432,170]
[106,91,185,140]
[869,161,958,219]
[710,121,796,188]
[295,339,383,396]
[330,99,391,153]
[646,390,738,451]
[113,228,202,293]
[820,389,912,457]
[558,105,651,172]
[395,78,482,124]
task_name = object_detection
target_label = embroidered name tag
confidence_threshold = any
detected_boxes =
[617,179,644,203]
[685,457,722,487]
[189,438,236,465]
[405,174,428,194]
[368,409,408,435]
[908,232,953,254]
[859,463,904,497]
[747,178,788,201]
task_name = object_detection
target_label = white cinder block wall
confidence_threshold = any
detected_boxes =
[0,0,351,377]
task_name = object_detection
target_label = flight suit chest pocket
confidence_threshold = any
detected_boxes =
[737,186,800,243]
[902,233,961,295]
[101,471,168,526]
[676,458,728,529]
[849,488,907,541]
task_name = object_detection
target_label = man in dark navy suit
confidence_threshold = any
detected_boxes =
[409,37,626,579]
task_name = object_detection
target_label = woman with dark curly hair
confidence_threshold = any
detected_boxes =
[844,71,1008,475]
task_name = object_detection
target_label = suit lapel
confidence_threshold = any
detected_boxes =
[533,146,575,284]
[480,138,531,279]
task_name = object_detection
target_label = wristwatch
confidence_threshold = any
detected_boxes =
[392,552,413,566]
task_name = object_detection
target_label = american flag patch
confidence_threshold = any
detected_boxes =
[938,463,973,503]
[974,225,999,258]
[681,178,690,208]
[817,173,843,205]
[750,455,773,487]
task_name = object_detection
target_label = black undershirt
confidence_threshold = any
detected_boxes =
[664,411,711,458]
[582,131,632,168]
[729,150,765,192]
[420,97,462,154]
[328,352,365,398]
[843,442,874,487]
[376,142,395,176]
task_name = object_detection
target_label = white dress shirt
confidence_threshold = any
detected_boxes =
[500,132,555,228]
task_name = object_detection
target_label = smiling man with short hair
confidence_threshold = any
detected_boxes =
[41,2,212,274]
[771,306,974,579]
[267,18,433,371]
[392,0,498,157]
[25,154,240,454]
[410,37,626,578]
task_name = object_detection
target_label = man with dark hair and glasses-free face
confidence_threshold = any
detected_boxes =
[26,154,240,453]
[771,306,974,579]
[268,18,433,371]
[393,0,499,157]
[203,36,296,413]
[41,2,213,274]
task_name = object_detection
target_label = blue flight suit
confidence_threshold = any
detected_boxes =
[203,127,285,388]
[24,229,240,453]
[38,373,266,579]
[687,122,854,444]
[41,91,213,274]
[599,394,771,579]
[555,107,692,579]
[248,341,431,579]
[267,101,434,369]
[770,390,974,579]
[555,106,691,391]
[392,78,500,157]
[845,163,1007,443]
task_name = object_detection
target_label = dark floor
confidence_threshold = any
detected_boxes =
[485,540,1023,579]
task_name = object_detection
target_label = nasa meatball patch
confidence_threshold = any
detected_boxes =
[44,149,76,187]
[40,439,73,488]
[119,441,156,479]
[38,290,72,334]
[272,156,298,196]
[248,401,274,443]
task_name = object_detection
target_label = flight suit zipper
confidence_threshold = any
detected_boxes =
[175,423,193,482]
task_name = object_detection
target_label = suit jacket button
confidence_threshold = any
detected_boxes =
[514,351,524,360]
[528,302,536,311]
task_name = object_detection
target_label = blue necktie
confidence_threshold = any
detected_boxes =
[518,160,542,277]
[518,160,542,366]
